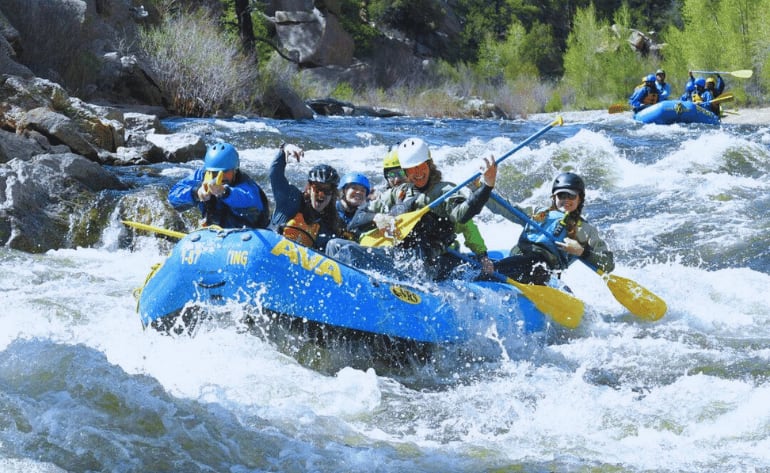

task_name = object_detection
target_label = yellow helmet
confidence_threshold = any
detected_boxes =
[706,77,716,86]
[382,147,400,169]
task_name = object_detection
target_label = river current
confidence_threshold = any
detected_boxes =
[2,110,770,472]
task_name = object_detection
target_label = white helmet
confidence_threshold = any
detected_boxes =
[397,137,431,169]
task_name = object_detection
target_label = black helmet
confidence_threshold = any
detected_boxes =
[552,172,585,197]
[308,164,340,187]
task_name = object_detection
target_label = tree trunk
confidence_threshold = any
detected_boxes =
[234,0,255,54]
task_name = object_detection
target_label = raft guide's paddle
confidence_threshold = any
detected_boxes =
[360,116,565,248]
[447,249,583,329]
[690,69,753,79]
[486,192,667,321]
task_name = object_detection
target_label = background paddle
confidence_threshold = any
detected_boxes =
[486,192,667,321]
[608,103,631,114]
[447,249,583,329]
[360,116,565,247]
[703,93,734,106]
[691,69,753,79]
[122,220,186,239]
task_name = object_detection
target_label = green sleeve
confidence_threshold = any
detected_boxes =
[456,219,488,256]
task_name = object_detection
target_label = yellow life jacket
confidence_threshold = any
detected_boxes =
[281,212,320,247]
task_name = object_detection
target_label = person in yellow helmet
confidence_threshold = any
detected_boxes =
[327,138,497,281]
[379,144,492,270]
[696,75,726,114]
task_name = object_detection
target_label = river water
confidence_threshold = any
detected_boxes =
[2,110,770,472]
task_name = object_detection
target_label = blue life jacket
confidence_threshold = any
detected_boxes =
[519,209,574,268]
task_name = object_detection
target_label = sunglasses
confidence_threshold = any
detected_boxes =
[386,169,406,179]
[554,192,578,200]
[310,183,335,194]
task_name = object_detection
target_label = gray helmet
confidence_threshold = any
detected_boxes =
[308,164,340,187]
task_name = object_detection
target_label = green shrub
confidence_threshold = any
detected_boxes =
[545,91,563,113]
[331,82,356,102]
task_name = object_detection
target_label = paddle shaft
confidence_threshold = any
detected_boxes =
[361,116,563,247]
[421,117,564,213]
[122,220,186,239]
[704,93,733,105]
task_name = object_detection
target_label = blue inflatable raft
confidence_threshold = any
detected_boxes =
[136,228,552,353]
[634,100,720,125]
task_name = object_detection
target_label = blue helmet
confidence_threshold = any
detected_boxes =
[645,74,656,83]
[204,143,239,171]
[338,172,371,195]
[695,77,706,88]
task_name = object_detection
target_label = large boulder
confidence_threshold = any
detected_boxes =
[1,76,125,160]
[274,5,354,67]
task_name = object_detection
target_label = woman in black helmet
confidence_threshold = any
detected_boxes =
[494,172,614,285]
[269,143,342,251]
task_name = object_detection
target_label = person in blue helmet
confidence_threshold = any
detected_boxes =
[695,75,726,114]
[336,172,371,239]
[494,172,614,285]
[628,74,659,113]
[269,142,343,251]
[168,142,270,228]
[655,69,671,101]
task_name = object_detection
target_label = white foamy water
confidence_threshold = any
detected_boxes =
[2,112,770,472]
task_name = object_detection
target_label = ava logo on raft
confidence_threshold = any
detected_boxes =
[270,238,343,285]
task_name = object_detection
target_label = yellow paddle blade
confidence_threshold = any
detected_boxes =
[710,93,734,105]
[122,220,187,239]
[605,273,667,321]
[608,103,631,114]
[504,277,584,329]
[359,206,431,248]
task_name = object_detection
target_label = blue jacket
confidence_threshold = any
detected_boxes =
[656,81,671,101]
[168,168,269,228]
[629,85,658,113]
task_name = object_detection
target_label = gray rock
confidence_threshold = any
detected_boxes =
[0,153,127,252]
[145,133,206,164]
